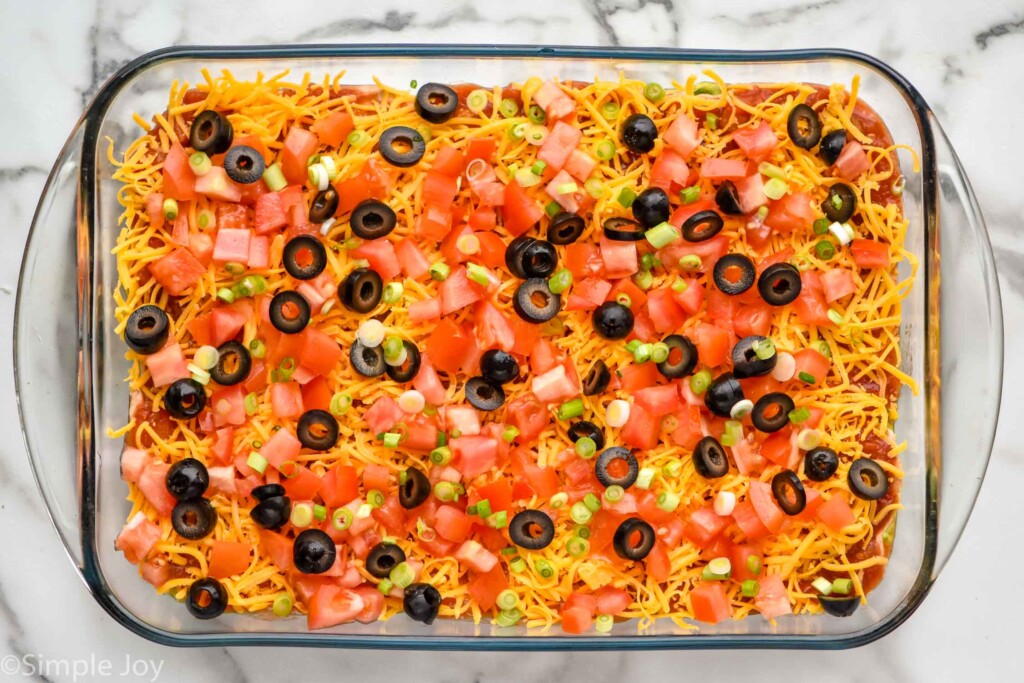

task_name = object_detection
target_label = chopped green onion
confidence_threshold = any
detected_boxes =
[570,501,593,525]
[548,268,573,294]
[382,432,401,449]
[246,451,268,474]
[347,130,370,147]
[615,292,632,308]
[758,162,786,181]
[797,428,822,451]
[601,101,621,120]
[466,262,490,286]
[645,222,680,250]
[574,436,597,459]
[815,340,832,358]
[584,178,606,199]
[662,461,682,478]
[544,200,561,217]
[196,208,216,230]
[332,507,353,531]
[273,595,293,617]
[509,557,527,573]
[260,162,286,192]
[603,485,625,503]
[344,236,362,250]
[382,282,404,303]
[763,177,789,200]
[557,398,584,421]
[162,197,179,221]
[450,429,463,439]
[513,166,542,188]
[633,343,652,364]
[466,89,489,114]
[892,176,906,196]
[244,392,258,416]
[566,535,590,557]
[367,489,385,508]
[831,578,853,595]
[535,559,556,579]
[595,613,614,633]
[798,370,817,384]
[702,565,729,581]
[679,185,701,204]
[636,467,657,490]
[495,607,523,627]
[595,139,616,160]
[193,345,219,371]
[650,342,670,364]
[278,357,297,381]
[390,562,416,589]
[530,160,548,176]
[525,124,549,146]
[429,262,450,281]
[826,307,845,325]
[377,578,394,596]
[706,113,719,130]
[812,577,834,595]
[656,490,681,513]
[216,287,236,305]
[694,81,722,96]
[788,406,811,424]
[243,340,264,361]
[330,392,352,416]
[527,104,546,124]
[497,589,519,611]
[633,269,653,291]
[671,278,689,293]
[502,426,519,443]
[556,181,578,195]
[747,554,763,576]
[499,546,516,555]
[640,253,658,272]
[617,187,637,208]
[690,369,712,394]
[741,579,760,598]
[189,151,212,176]
[644,82,666,103]
[815,240,836,260]
[721,419,743,447]
[625,340,641,353]
[499,98,518,118]
[541,316,565,337]
[709,556,732,576]
[751,338,776,361]
[290,502,313,528]
[487,510,508,529]
[549,492,569,509]
[575,525,591,539]
[509,122,529,140]
[583,493,602,513]
[678,254,702,271]
[813,217,830,235]
[606,399,631,428]
[475,499,492,520]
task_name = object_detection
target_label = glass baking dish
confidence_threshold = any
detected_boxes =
[14,45,1003,649]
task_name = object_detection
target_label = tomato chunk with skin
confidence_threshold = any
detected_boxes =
[115,512,161,564]
[690,583,732,624]
[281,127,319,186]
[307,585,365,630]
[454,540,499,573]
[537,120,583,171]
[148,248,206,296]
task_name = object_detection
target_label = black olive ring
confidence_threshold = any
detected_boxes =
[399,467,431,509]
[804,447,840,482]
[269,290,311,334]
[751,393,795,433]
[682,210,725,242]
[822,183,857,224]
[350,339,387,377]
[692,436,730,479]
[568,421,605,451]
[521,240,558,278]
[713,253,757,295]
[464,376,506,411]
[601,216,645,241]
[509,510,556,551]
[378,126,426,168]
[186,577,229,619]
[595,447,639,489]
[309,187,339,224]
[283,235,328,281]
[164,378,207,419]
[732,335,777,379]
[582,359,612,396]
[758,263,803,306]
[513,279,561,323]
[223,144,265,184]
[771,469,807,515]
[848,458,889,500]
[340,267,384,313]
[293,529,337,574]
[548,212,586,245]
[704,373,745,418]
[656,334,698,379]
[210,341,252,386]
[819,595,860,617]
[125,304,170,355]
[415,83,459,124]
[351,199,398,240]
[612,518,656,561]
[172,498,217,540]
[297,409,340,451]
[787,103,823,150]
[504,236,536,279]
[386,340,422,383]
[366,543,407,578]
[189,110,233,155]
[592,301,634,340]
[715,181,743,216]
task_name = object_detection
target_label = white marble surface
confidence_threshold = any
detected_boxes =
[2,0,1023,680]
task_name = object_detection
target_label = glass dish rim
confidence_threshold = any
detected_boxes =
[31,43,955,649]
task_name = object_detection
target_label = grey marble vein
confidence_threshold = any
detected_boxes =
[975,13,1024,49]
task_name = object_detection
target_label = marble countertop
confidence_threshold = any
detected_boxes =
[3,0,1022,681]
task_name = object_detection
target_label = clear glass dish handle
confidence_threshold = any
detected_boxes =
[15,121,88,571]
[931,114,1004,576]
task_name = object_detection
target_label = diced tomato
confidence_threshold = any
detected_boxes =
[281,127,319,185]
[321,464,359,507]
[194,167,242,203]
[258,529,295,572]
[732,302,773,338]
[755,575,792,620]
[792,271,832,326]
[664,113,702,157]
[732,500,770,540]
[599,236,638,279]
[362,463,391,493]
[137,462,176,515]
[394,238,431,280]
[693,323,730,368]
[247,235,269,269]
[816,492,856,531]
[669,279,703,315]
[260,427,301,471]
[254,191,288,234]
[821,268,857,302]
[443,405,482,436]
[794,487,825,522]
[351,238,401,281]
[298,328,341,377]
[663,234,729,271]
[474,231,506,269]
[793,348,830,385]
[533,80,576,121]
[411,354,447,406]
[208,541,251,579]
[564,242,604,280]
[115,512,161,564]
[684,507,729,547]
[467,565,508,612]
[730,544,763,582]
[545,169,584,213]
[440,267,485,315]
[730,437,767,476]
[424,319,473,375]
[212,228,252,264]
[834,141,870,180]
[454,540,499,573]
[162,142,196,200]
[619,362,660,392]
[310,110,354,147]
[733,121,776,161]
[352,585,386,624]
[700,158,747,180]
[606,278,646,315]
[144,343,189,387]
[363,396,403,434]
[451,435,498,479]
[209,304,247,346]
[282,465,322,500]
[537,121,583,171]
[372,495,406,535]
[646,287,687,334]
[850,239,890,269]
[670,404,703,450]
[621,402,660,449]
[564,149,597,182]
[269,381,304,419]
[209,427,234,464]
[188,230,214,266]
[749,481,786,533]
[765,191,814,235]
[645,542,672,581]
[148,248,206,296]
[465,138,497,165]
[505,393,549,445]
[633,384,682,417]
[408,297,442,323]
[531,364,578,403]
[649,150,690,191]
[560,606,593,634]
[473,301,516,352]
[434,505,473,543]
[432,147,466,176]
[474,478,514,514]
[502,181,544,236]
[307,585,364,630]
[734,174,766,214]
[690,583,732,624]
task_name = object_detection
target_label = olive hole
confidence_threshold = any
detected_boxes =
[360,281,376,299]
[198,120,213,140]
[195,589,212,608]
[475,384,495,400]
[181,395,196,409]
[859,470,879,487]
[281,301,300,320]
[391,137,413,154]
[221,353,239,374]
[138,316,156,331]
[606,458,629,479]
[525,522,543,539]
[361,348,379,364]
[379,556,396,570]
[627,530,645,549]
[772,279,791,294]
[723,265,744,284]
[237,155,254,170]
[363,212,384,228]
[183,510,198,525]
[530,291,549,307]
[428,93,449,106]
[667,347,683,365]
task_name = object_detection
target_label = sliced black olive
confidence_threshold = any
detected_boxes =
[656,334,698,379]
[250,495,291,530]
[632,188,670,228]
[771,469,807,515]
[186,577,228,619]
[504,236,536,279]
[715,181,743,216]
[166,458,209,500]
[822,183,856,223]
[713,254,756,295]
[819,595,860,617]
[268,290,310,335]
[125,305,169,354]
[819,130,847,166]
[758,263,803,306]
[692,436,730,479]
[705,373,744,418]
[513,279,561,323]
[365,543,407,578]
[621,114,658,154]
[283,235,328,281]
[251,483,285,501]
[308,187,339,224]
[848,458,889,500]
[521,240,558,278]
[787,103,822,150]
[601,216,645,241]
[378,126,426,168]
[480,349,520,385]
[189,110,233,155]
[465,376,506,411]
[509,509,555,551]
[804,447,840,482]
[386,340,422,383]
[172,498,216,540]
[568,420,605,451]
[548,212,585,245]
[293,529,337,574]
[164,378,207,419]
[592,301,633,340]
[403,582,442,625]
[582,359,611,396]
[210,341,251,386]
[595,447,639,489]
[399,467,431,509]
[415,83,459,124]
[751,392,795,433]
[682,210,725,242]
[350,339,386,377]
[223,145,265,184]
[732,335,778,378]
[613,518,656,561]
[340,267,383,313]
[297,409,340,451]
[350,199,397,240]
